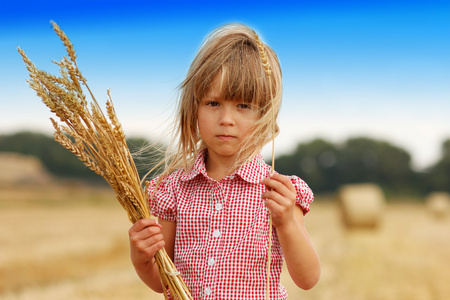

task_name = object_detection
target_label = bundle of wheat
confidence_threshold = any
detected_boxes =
[425,192,450,219]
[337,183,385,229]
[18,21,192,300]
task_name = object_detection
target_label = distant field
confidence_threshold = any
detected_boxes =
[1,183,449,300]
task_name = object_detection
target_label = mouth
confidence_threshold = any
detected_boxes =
[217,135,236,141]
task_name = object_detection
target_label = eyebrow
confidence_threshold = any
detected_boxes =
[205,94,220,99]
[202,95,220,102]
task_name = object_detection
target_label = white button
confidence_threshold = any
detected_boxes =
[208,258,216,266]
[215,203,223,211]
[205,287,212,295]
[213,229,221,238]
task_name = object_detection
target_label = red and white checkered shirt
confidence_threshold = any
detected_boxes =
[148,148,313,299]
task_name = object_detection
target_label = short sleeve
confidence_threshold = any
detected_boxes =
[289,175,314,215]
[147,174,178,222]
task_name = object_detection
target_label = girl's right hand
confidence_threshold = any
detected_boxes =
[128,218,165,271]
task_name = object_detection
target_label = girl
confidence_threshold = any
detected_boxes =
[128,24,320,299]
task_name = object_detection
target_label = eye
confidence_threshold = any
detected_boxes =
[206,101,220,107]
[237,103,252,109]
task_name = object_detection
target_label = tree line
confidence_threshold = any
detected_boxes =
[0,131,162,184]
[275,137,450,198]
[1,132,449,199]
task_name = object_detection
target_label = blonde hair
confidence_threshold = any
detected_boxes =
[150,23,282,185]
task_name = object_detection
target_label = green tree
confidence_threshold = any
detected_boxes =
[0,132,164,182]
[425,139,450,193]
[0,131,97,179]
[126,137,165,181]
[337,137,415,193]
[275,137,416,195]
[276,139,340,192]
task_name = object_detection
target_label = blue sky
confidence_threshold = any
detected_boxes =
[1,0,449,170]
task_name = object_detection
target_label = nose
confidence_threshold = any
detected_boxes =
[219,104,235,126]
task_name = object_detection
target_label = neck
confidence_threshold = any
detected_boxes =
[205,152,236,181]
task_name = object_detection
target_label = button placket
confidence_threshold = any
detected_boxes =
[203,181,223,298]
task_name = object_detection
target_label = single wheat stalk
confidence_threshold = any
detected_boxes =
[254,31,276,300]
[18,21,192,300]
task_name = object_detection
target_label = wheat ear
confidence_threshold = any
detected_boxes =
[18,21,192,300]
[254,31,276,300]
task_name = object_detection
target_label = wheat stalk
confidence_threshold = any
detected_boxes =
[254,31,275,300]
[18,21,192,300]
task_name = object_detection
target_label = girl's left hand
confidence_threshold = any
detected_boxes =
[260,173,298,229]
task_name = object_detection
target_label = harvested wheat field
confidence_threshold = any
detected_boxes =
[1,183,449,300]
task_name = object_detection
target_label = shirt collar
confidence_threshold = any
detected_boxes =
[235,153,268,184]
[180,148,269,184]
[179,148,208,182]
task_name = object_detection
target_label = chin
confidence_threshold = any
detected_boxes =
[210,148,238,158]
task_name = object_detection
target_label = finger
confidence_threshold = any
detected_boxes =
[129,221,164,250]
[261,190,292,207]
[130,237,165,265]
[268,173,296,193]
[130,229,165,258]
[264,198,276,212]
[129,218,161,235]
[130,224,163,245]
[264,198,290,217]
[261,176,294,199]
[137,233,165,252]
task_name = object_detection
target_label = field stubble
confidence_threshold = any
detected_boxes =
[1,183,449,300]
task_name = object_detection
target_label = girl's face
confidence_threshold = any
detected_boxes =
[198,75,258,163]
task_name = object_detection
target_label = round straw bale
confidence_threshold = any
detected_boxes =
[337,183,385,228]
[0,152,52,186]
[425,192,450,219]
